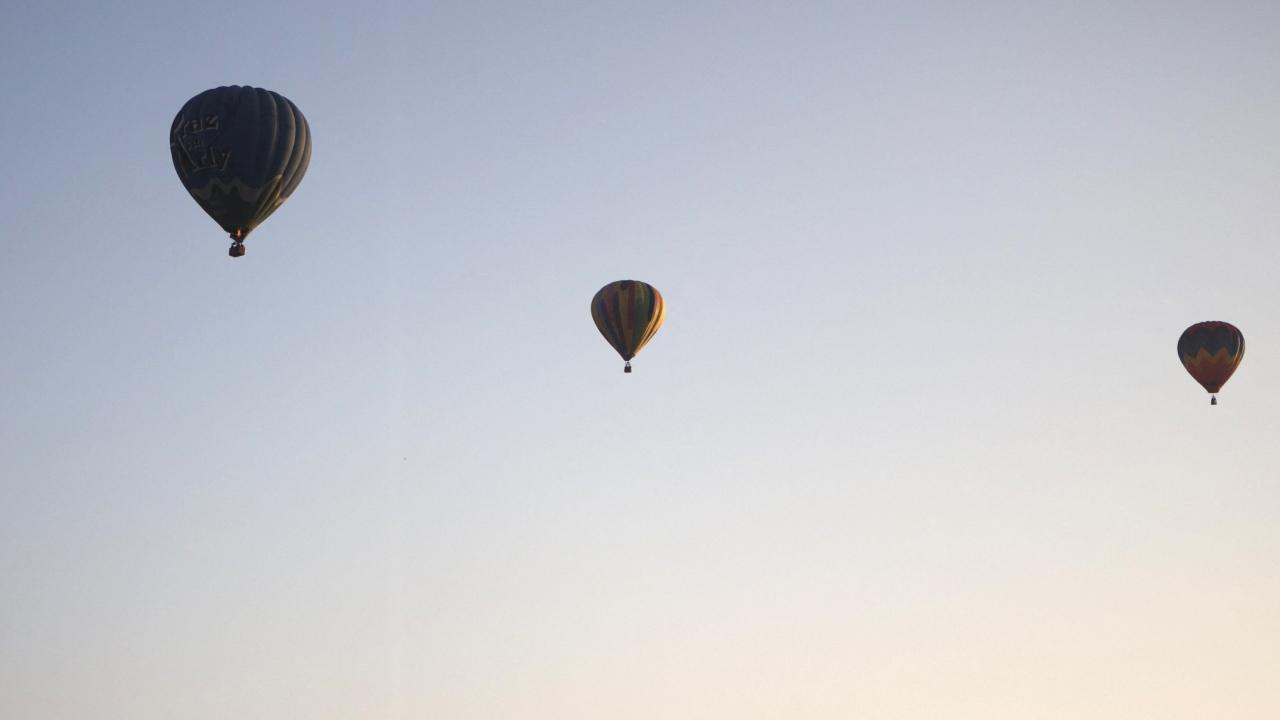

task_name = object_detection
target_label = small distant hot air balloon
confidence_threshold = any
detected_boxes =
[1177,321,1244,405]
[171,86,312,257]
[591,280,665,373]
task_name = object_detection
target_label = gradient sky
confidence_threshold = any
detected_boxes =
[3,1,1279,718]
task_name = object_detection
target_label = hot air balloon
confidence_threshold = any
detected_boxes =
[170,86,311,257]
[591,280,665,373]
[1177,321,1244,405]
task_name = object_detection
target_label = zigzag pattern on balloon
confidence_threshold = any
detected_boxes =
[1177,321,1244,395]
[171,86,311,244]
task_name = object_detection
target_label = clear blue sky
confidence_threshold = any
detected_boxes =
[2,1,1279,717]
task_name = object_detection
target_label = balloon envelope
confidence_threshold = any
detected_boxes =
[1177,321,1244,394]
[591,280,665,364]
[170,86,311,244]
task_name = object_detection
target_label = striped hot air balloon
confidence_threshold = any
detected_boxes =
[591,280,665,373]
[171,86,312,257]
[1177,321,1244,405]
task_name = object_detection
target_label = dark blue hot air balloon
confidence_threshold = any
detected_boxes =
[170,86,311,257]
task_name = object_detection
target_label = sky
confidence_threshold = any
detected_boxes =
[2,1,1279,717]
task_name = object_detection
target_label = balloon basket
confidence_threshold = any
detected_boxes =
[624,361,632,373]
